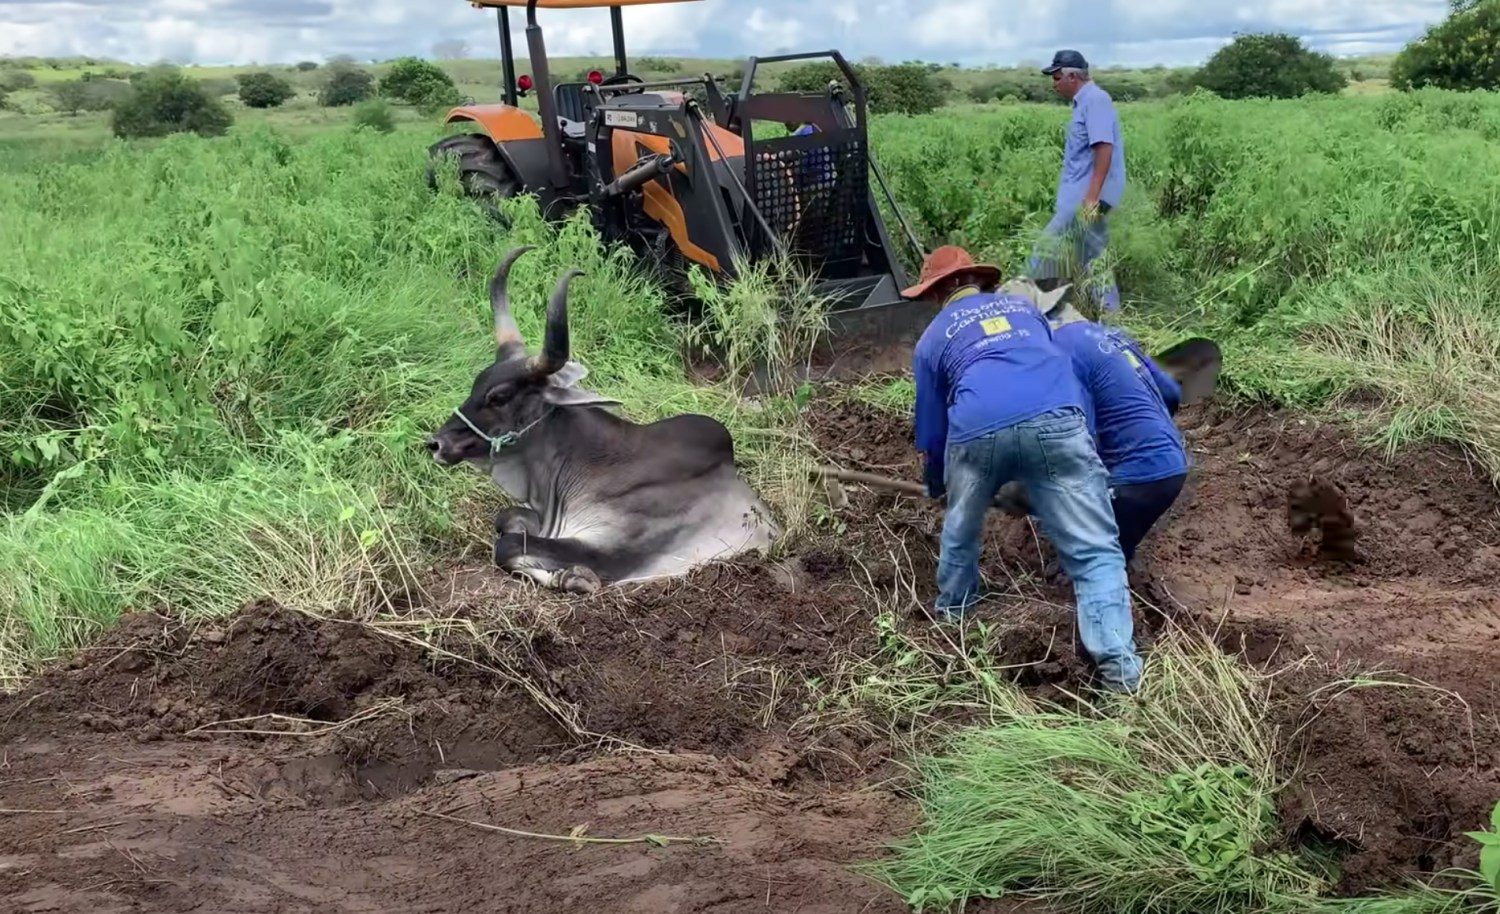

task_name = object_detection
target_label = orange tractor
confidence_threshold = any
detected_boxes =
[427,0,937,371]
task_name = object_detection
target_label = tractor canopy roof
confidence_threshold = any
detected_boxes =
[467,0,703,8]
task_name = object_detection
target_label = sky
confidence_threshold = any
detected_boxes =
[0,0,1453,69]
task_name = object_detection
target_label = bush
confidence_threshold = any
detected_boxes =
[1195,33,1347,99]
[320,62,375,107]
[1391,1,1500,91]
[237,71,295,108]
[778,60,946,115]
[351,97,395,133]
[295,60,319,72]
[110,67,233,139]
[0,70,36,92]
[80,79,131,111]
[378,56,458,109]
[197,77,238,98]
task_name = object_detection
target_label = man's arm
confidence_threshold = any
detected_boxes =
[912,342,950,498]
[1128,339,1182,415]
[1083,142,1112,211]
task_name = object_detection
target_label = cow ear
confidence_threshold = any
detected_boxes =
[1153,337,1224,406]
[547,360,588,389]
[542,385,620,408]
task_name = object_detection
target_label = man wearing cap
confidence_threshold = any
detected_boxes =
[906,244,1144,693]
[1030,49,1126,313]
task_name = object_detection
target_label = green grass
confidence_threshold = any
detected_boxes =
[859,632,1490,914]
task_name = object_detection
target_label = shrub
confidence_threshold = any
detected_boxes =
[1391,1,1500,91]
[378,56,458,109]
[110,67,233,139]
[778,61,946,115]
[80,79,131,111]
[1195,33,1347,99]
[320,62,375,107]
[197,77,238,98]
[236,71,295,108]
[295,60,319,72]
[0,69,36,92]
[351,97,395,133]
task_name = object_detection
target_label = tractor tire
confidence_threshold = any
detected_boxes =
[425,133,521,218]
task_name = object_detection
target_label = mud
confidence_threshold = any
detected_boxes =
[3,397,1499,911]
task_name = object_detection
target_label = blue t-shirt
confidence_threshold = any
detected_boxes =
[1057,82,1126,213]
[913,289,1085,485]
[1052,321,1185,486]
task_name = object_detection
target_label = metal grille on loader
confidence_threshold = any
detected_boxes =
[747,129,870,278]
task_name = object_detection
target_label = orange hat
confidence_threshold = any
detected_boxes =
[902,245,1001,299]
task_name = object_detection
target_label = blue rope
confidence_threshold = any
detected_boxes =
[451,407,549,456]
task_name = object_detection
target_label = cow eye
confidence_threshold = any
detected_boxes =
[483,381,516,404]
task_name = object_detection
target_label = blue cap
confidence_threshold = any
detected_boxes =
[1042,49,1089,74]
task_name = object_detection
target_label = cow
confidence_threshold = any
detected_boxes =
[425,246,780,594]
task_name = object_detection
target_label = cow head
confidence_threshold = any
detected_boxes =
[426,246,620,467]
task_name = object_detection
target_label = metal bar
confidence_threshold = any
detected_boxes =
[691,103,784,256]
[525,0,569,189]
[594,76,714,96]
[498,6,518,107]
[610,6,627,78]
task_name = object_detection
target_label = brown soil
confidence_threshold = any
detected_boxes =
[3,396,1498,911]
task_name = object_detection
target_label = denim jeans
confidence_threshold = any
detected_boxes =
[1026,205,1121,313]
[1113,473,1187,566]
[935,407,1142,692]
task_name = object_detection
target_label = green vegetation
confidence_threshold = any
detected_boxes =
[861,634,1484,914]
[320,60,376,107]
[110,67,233,139]
[779,60,949,115]
[353,98,397,134]
[1392,0,1500,91]
[378,56,461,113]
[237,71,296,109]
[1466,801,1500,897]
[1195,33,1348,99]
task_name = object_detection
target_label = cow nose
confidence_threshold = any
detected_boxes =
[424,438,440,453]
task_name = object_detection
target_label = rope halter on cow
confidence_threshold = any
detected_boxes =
[450,406,550,457]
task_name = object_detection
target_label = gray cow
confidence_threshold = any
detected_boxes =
[426,246,779,593]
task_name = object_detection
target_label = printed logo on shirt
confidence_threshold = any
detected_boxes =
[980,316,1012,336]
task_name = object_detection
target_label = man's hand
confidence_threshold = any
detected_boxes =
[923,460,946,501]
[1080,194,1101,221]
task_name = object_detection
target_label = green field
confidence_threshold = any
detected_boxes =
[3,60,1500,913]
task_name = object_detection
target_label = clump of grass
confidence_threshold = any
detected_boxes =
[684,250,833,393]
[861,631,1487,914]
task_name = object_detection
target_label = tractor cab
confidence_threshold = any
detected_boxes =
[428,0,936,379]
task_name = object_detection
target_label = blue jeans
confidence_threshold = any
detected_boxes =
[1027,206,1120,313]
[935,408,1142,692]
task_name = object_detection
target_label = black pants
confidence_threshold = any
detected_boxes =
[1112,473,1187,565]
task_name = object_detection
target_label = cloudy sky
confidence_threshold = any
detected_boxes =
[0,0,1451,68]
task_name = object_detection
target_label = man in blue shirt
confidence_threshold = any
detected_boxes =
[1028,50,1125,314]
[907,245,1143,693]
[1041,294,1189,566]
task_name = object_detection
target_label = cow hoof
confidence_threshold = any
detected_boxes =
[555,565,601,595]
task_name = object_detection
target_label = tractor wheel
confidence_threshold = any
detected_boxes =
[425,133,521,216]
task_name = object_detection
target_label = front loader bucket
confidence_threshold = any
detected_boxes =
[807,275,937,380]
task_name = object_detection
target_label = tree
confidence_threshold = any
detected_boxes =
[237,71,295,108]
[320,61,375,107]
[1391,1,1500,91]
[111,66,233,138]
[48,80,89,116]
[431,39,470,60]
[778,61,946,115]
[378,56,460,111]
[295,60,320,71]
[1194,32,1347,99]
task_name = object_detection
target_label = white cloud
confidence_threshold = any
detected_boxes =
[0,0,1459,67]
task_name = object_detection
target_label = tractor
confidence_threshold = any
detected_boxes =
[426,0,937,379]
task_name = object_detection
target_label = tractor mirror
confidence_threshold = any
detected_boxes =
[1153,337,1222,407]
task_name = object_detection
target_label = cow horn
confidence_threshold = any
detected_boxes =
[489,245,533,350]
[530,268,581,377]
